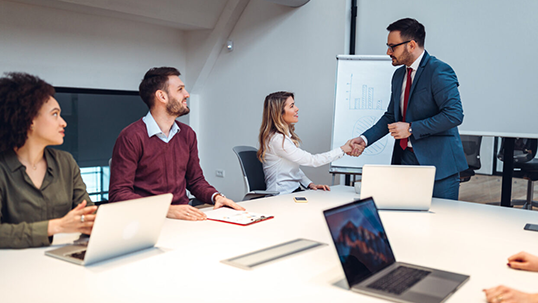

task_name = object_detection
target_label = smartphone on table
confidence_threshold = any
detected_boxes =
[524,223,538,232]
[294,196,308,203]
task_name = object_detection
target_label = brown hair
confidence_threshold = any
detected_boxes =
[139,67,181,109]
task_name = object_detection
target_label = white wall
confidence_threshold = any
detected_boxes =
[354,0,538,137]
[195,0,348,201]
[0,0,186,90]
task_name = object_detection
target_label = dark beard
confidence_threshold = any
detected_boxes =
[391,47,413,66]
[166,98,190,117]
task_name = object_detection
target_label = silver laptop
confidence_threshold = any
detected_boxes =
[45,193,172,266]
[323,198,469,303]
[360,165,435,211]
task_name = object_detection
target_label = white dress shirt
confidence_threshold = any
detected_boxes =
[142,111,180,143]
[263,132,345,195]
[399,51,424,148]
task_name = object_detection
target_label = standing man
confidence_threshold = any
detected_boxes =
[109,67,244,220]
[351,18,467,199]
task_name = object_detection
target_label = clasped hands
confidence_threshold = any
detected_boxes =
[343,122,412,157]
[342,138,365,157]
[48,200,97,236]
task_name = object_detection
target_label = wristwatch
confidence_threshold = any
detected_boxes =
[408,123,413,134]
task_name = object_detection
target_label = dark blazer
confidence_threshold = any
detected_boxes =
[363,51,468,180]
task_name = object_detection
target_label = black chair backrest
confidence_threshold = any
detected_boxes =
[461,135,482,170]
[498,138,538,163]
[233,146,267,191]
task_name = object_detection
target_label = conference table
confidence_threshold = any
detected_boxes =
[2,186,538,303]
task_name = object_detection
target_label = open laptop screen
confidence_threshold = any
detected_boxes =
[324,198,396,286]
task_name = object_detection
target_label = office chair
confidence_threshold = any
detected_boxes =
[497,138,538,209]
[232,146,279,201]
[459,135,482,183]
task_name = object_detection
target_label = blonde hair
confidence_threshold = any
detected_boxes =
[258,91,301,162]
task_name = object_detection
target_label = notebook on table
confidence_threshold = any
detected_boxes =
[360,165,436,211]
[45,193,172,266]
[323,197,469,303]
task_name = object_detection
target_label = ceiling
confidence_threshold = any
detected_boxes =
[8,0,231,30]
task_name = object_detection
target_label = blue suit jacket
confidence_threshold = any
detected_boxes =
[363,51,468,180]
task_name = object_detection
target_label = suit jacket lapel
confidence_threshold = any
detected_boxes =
[393,66,405,118]
[408,51,430,101]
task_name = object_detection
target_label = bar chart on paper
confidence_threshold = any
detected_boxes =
[348,83,383,111]
[331,55,397,169]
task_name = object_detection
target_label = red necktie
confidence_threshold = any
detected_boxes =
[400,67,413,150]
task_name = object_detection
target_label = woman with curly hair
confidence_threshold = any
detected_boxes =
[0,72,97,248]
[258,91,360,195]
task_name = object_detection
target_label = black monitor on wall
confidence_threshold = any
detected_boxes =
[54,87,149,167]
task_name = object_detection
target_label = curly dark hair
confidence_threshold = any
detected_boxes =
[139,67,181,109]
[0,72,55,152]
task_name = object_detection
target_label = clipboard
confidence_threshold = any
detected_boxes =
[205,208,273,226]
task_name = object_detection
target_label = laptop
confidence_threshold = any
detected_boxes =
[360,165,436,211]
[45,193,172,266]
[323,198,469,303]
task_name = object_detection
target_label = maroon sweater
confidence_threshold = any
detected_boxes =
[109,119,217,205]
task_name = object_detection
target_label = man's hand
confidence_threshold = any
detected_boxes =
[483,285,538,303]
[507,251,538,272]
[348,137,366,157]
[214,195,245,211]
[388,122,411,139]
[167,204,207,221]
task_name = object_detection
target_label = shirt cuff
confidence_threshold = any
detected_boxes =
[360,135,368,146]
[211,192,220,204]
[32,220,52,247]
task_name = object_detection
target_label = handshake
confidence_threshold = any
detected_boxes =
[340,137,366,157]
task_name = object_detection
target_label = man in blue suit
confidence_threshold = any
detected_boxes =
[351,18,467,200]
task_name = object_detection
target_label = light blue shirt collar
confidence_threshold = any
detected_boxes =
[142,111,180,143]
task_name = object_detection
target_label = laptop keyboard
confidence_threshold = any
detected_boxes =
[367,266,431,295]
[68,250,87,260]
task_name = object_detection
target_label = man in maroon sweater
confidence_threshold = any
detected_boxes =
[109,67,244,220]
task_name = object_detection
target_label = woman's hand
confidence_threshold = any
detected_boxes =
[308,183,330,191]
[47,200,98,236]
[483,285,538,303]
[508,252,538,272]
[340,140,353,154]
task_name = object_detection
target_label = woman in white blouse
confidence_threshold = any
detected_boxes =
[257,91,355,195]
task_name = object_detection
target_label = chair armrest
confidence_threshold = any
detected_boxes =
[251,190,279,196]
[242,191,280,201]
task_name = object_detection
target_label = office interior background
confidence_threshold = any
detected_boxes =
[1,0,536,203]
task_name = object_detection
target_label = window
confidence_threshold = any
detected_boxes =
[80,166,110,202]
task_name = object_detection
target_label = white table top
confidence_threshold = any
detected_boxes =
[3,185,538,303]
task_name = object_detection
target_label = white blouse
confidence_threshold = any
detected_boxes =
[263,133,345,195]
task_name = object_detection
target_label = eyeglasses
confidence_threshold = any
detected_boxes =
[386,40,411,52]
